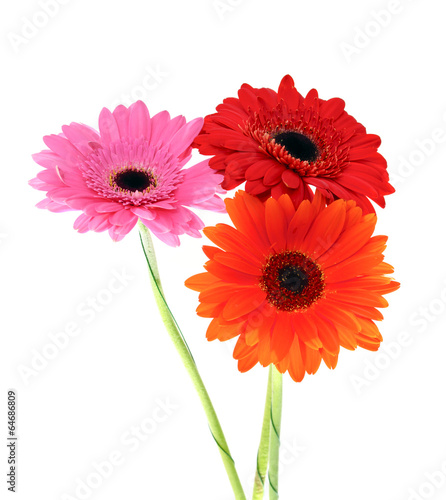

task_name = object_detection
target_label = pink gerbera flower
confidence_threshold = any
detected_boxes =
[30,101,225,245]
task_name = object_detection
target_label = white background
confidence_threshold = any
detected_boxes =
[2,0,446,499]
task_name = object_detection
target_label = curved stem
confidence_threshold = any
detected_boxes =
[252,366,273,500]
[138,223,246,500]
[268,366,283,500]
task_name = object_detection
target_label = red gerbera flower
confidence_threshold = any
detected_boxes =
[194,75,394,213]
[185,191,399,382]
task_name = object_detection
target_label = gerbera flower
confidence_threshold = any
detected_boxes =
[30,101,225,245]
[185,191,399,382]
[194,75,394,213]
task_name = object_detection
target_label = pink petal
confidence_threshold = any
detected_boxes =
[88,214,111,231]
[62,123,100,156]
[65,196,102,210]
[158,115,186,147]
[112,105,130,138]
[73,214,91,232]
[128,101,151,140]
[108,209,136,226]
[131,207,156,220]
[36,198,72,213]
[32,151,61,168]
[36,168,65,187]
[108,218,138,241]
[29,177,46,190]
[88,202,124,214]
[98,107,121,145]
[192,195,226,212]
[43,134,83,163]
[168,117,203,157]
[151,231,181,247]
[175,160,224,210]
[143,213,173,233]
[149,110,171,145]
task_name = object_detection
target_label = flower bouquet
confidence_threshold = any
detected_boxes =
[30,75,399,499]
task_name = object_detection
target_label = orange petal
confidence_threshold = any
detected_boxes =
[288,337,305,382]
[185,272,219,292]
[265,197,287,251]
[356,335,381,351]
[321,349,339,369]
[227,191,270,249]
[300,199,346,259]
[291,312,323,349]
[286,199,314,250]
[356,317,383,341]
[324,254,384,283]
[301,342,322,374]
[318,218,376,268]
[237,349,259,372]
[202,245,222,260]
[275,347,291,373]
[226,193,267,247]
[326,300,384,321]
[315,316,340,355]
[206,317,243,341]
[270,312,294,363]
[278,194,298,224]
[257,328,273,367]
[203,224,264,265]
[196,302,224,318]
[199,282,246,303]
[214,251,262,275]
[329,289,389,308]
[314,299,361,333]
[370,262,394,275]
[233,335,253,359]
[327,275,396,291]
[222,288,266,321]
[245,311,275,346]
[204,261,259,285]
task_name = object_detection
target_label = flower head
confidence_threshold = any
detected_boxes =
[30,101,225,245]
[194,75,394,213]
[185,191,399,382]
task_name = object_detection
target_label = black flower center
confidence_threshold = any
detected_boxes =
[274,131,319,163]
[114,170,155,192]
[259,251,325,312]
[278,266,309,294]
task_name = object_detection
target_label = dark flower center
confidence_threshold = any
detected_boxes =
[259,251,325,312]
[114,170,155,192]
[278,265,309,293]
[274,131,319,163]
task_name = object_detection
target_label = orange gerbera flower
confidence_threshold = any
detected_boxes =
[185,191,399,382]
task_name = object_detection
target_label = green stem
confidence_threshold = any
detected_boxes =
[138,222,246,500]
[268,366,283,500]
[252,366,273,500]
